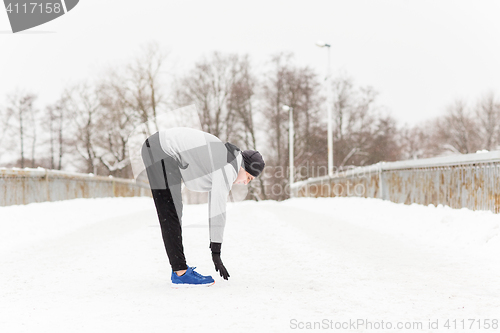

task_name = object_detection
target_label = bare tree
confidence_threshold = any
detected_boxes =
[0,102,10,165]
[475,92,500,151]
[399,122,433,160]
[260,53,296,200]
[176,52,266,198]
[261,53,325,199]
[94,89,135,178]
[94,43,170,177]
[401,94,499,160]
[176,51,250,142]
[4,91,38,168]
[43,97,68,170]
[330,76,394,167]
[103,42,169,136]
[224,55,268,200]
[261,53,293,172]
[65,83,102,174]
[45,104,57,169]
[28,99,38,168]
[432,99,480,154]
[227,55,257,148]
[285,66,323,180]
[363,114,400,165]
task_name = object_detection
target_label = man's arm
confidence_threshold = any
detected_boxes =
[208,165,233,279]
[208,164,233,243]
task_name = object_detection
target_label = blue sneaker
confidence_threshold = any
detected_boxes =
[171,267,215,286]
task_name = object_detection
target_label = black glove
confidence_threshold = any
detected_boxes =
[210,242,230,280]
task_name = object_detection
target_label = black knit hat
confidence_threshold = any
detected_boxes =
[242,150,265,177]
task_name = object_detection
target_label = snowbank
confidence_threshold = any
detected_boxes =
[282,197,500,255]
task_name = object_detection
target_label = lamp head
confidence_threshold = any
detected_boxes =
[316,40,331,48]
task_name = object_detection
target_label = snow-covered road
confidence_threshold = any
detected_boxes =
[1,197,499,332]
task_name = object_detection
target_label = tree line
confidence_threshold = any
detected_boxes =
[1,42,499,200]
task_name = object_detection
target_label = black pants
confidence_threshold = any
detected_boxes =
[141,132,187,271]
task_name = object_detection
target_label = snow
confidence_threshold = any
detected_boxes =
[1,197,499,332]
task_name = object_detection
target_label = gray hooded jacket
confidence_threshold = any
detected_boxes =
[158,127,242,243]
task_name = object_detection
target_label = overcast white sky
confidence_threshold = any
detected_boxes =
[1,0,499,126]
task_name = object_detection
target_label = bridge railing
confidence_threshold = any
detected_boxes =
[0,168,150,207]
[291,151,500,213]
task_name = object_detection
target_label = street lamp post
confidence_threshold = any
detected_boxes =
[316,40,334,177]
[283,105,294,193]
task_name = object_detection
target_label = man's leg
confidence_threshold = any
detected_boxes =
[155,158,187,273]
[142,135,187,273]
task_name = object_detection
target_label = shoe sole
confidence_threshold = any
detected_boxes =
[171,281,215,289]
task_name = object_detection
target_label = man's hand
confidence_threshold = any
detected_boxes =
[210,242,230,280]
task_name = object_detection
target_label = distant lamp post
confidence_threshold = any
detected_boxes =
[283,105,294,191]
[316,40,334,177]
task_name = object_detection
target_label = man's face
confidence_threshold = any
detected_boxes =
[234,167,255,185]
[245,172,255,185]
